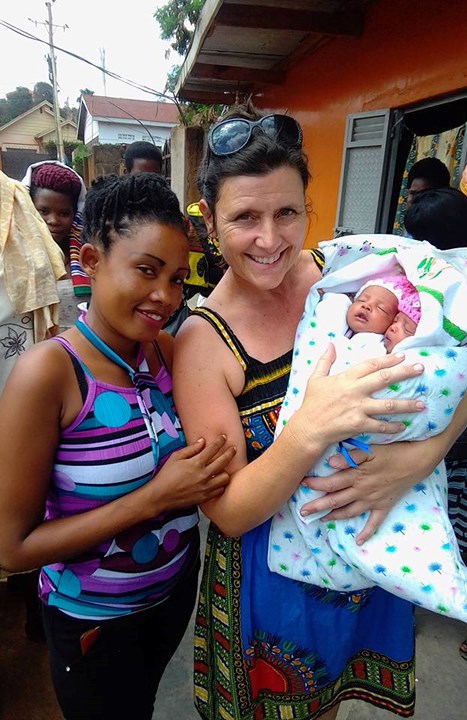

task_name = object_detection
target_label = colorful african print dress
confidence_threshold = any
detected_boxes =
[192,292,416,719]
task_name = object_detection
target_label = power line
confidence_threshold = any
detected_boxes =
[0,18,182,115]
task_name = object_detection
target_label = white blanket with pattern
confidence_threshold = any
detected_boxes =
[268,235,467,622]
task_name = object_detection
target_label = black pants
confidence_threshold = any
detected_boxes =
[42,561,199,720]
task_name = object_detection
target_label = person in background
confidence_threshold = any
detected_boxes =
[0,172,235,720]
[123,140,163,175]
[402,181,467,659]
[22,161,91,330]
[405,156,450,209]
[173,105,467,720]
[122,143,192,334]
[0,169,66,640]
[405,186,467,249]
[124,142,227,326]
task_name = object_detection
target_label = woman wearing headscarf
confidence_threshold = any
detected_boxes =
[22,161,91,329]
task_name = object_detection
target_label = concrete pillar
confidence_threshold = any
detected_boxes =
[170,125,205,213]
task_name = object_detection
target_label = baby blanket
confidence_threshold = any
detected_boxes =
[268,234,467,622]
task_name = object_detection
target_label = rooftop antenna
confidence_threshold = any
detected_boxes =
[100,48,107,96]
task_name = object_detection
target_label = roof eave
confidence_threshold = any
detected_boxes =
[175,0,374,104]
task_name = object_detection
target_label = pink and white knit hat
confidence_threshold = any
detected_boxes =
[356,275,421,325]
[397,279,421,324]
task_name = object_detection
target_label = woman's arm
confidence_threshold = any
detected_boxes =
[0,342,235,572]
[173,317,425,536]
[302,392,467,543]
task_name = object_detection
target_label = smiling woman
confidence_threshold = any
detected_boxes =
[0,172,236,720]
[172,103,467,720]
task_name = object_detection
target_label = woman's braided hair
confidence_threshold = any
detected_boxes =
[82,172,187,250]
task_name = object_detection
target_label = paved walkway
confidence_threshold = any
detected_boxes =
[1,521,466,719]
[153,516,467,718]
[153,596,467,720]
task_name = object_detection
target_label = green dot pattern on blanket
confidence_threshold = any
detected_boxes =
[268,234,467,623]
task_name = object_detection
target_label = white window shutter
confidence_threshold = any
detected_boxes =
[334,110,391,236]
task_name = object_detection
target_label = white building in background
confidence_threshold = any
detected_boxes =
[77,95,179,150]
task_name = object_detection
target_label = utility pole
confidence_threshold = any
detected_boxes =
[29,3,67,163]
[46,0,65,163]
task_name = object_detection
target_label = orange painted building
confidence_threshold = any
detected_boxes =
[257,0,467,244]
[178,0,467,246]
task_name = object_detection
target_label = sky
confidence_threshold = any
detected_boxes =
[0,0,182,107]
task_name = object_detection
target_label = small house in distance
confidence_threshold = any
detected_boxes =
[77,95,180,150]
[0,101,77,179]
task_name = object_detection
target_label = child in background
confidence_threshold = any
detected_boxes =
[123,141,162,175]
[22,161,91,329]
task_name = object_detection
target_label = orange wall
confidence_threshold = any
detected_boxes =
[258,0,467,247]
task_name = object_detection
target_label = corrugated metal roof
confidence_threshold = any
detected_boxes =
[81,95,180,124]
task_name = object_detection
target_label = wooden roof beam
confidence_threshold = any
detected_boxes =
[216,5,365,36]
[178,87,251,104]
[190,62,286,84]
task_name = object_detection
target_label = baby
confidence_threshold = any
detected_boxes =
[268,234,467,622]
[346,280,399,336]
[315,275,421,372]
[384,306,419,352]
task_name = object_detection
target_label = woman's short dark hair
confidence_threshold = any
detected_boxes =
[198,103,310,209]
[82,172,186,250]
[404,186,467,250]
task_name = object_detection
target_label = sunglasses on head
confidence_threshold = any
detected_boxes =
[208,114,303,157]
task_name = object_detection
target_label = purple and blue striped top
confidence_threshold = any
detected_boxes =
[39,337,199,620]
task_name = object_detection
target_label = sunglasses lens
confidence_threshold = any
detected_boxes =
[260,115,302,146]
[210,120,251,155]
[209,115,302,156]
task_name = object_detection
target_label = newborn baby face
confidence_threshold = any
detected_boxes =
[347,286,398,335]
[383,311,417,352]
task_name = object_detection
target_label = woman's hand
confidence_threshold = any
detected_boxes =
[148,434,236,512]
[290,344,425,451]
[300,441,439,544]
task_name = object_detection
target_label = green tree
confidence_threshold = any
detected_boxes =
[44,139,84,168]
[154,0,205,55]
[4,86,33,122]
[33,82,54,105]
[155,4,222,127]
[76,88,94,105]
[60,100,78,123]
[0,98,9,127]
[0,82,82,128]
[164,65,182,94]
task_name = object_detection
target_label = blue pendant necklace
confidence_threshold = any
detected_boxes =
[75,317,160,466]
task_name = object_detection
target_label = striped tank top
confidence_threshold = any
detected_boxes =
[39,337,199,620]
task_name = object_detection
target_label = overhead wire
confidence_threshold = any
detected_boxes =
[0,18,184,117]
